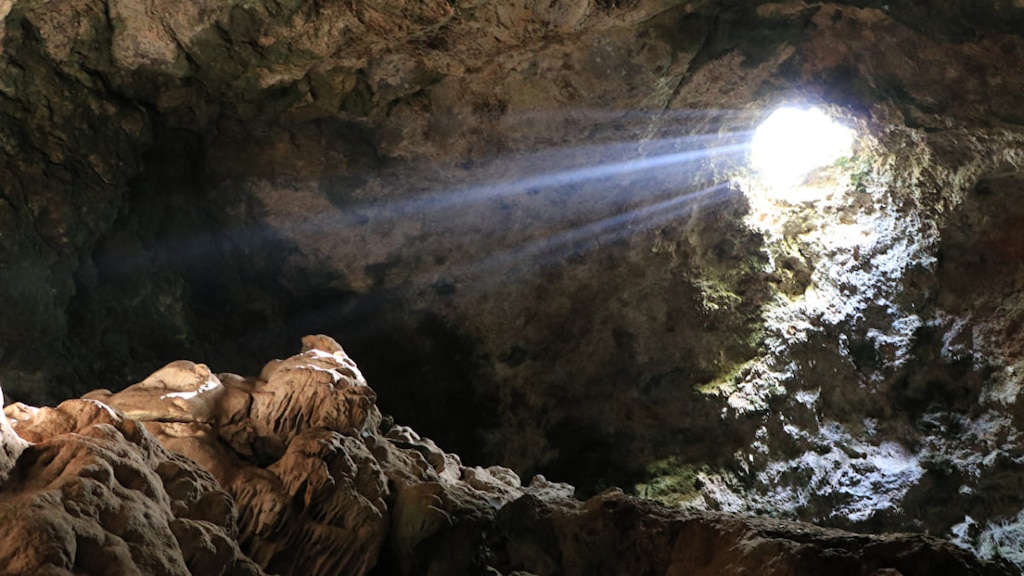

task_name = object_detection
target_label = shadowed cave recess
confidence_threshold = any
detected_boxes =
[3,0,1024,573]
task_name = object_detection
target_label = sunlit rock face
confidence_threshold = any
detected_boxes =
[2,0,1024,568]
[0,398,265,575]
[0,338,1015,575]
[84,335,389,576]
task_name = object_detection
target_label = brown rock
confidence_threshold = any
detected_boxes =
[0,398,263,575]
[92,335,389,576]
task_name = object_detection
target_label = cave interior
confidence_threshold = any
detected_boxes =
[3,0,1024,574]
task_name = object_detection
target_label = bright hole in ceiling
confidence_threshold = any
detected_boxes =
[750,106,855,191]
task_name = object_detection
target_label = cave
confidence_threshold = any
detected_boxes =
[2,1,1024,574]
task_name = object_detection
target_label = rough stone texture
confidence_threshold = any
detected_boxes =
[483,489,1010,576]
[0,398,264,575]
[83,335,390,576]
[81,334,541,576]
[3,0,1024,570]
[0,338,1016,575]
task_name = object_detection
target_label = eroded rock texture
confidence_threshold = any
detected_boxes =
[86,335,390,576]
[0,337,1016,575]
[0,398,263,575]
[4,0,1024,569]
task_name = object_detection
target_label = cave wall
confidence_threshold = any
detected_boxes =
[3,0,1024,563]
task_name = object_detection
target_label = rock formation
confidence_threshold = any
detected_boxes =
[0,395,263,575]
[0,336,1015,575]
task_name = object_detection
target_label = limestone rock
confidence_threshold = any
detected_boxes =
[0,397,263,575]
[90,335,389,576]
[86,334,538,576]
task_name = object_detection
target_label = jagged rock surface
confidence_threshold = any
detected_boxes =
[0,337,1015,576]
[75,334,537,576]
[483,490,1009,576]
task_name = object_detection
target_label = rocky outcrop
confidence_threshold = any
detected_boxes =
[0,398,263,575]
[0,336,1015,575]
[80,336,391,575]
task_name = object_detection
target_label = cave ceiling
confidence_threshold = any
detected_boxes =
[3,0,1024,563]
